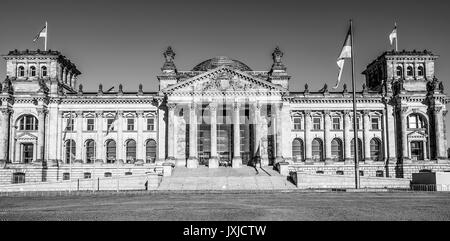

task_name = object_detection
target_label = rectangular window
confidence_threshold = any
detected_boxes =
[293,117,302,130]
[107,118,115,131]
[313,117,321,130]
[23,143,33,163]
[66,118,74,131]
[371,117,379,130]
[84,172,91,179]
[87,118,95,131]
[147,118,155,131]
[12,173,25,184]
[127,119,134,131]
[63,173,70,180]
[332,117,340,130]
[351,117,361,130]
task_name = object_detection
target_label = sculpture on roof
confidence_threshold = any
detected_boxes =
[270,46,286,73]
[162,46,177,73]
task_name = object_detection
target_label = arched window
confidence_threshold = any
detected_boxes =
[146,139,157,163]
[396,66,403,78]
[292,138,304,162]
[18,115,38,131]
[126,139,136,163]
[30,66,36,77]
[351,138,363,160]
[407,114,426,129]
[407,66,413,76]
[417,66,424,77]
[370,138,382,161]
[411,141,424,160]
[65,139,76,164]
[106,139,116,163]
[312,138,323,161]
[85,139,95,163]
[331,138,343,161]
[41,66,47,77]
[18,66,25,77]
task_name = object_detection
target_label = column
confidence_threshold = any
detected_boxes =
[96,111,104,163]
[274,103,283,164]
[343,110,352,162]
[117,111,124,163]
[363,110,371,161]
[166,103,176,162]
[304,110,312,163]
[232,102,242,168]
[252,103,262,166]
[75,111,83,162]
[381,109,388,163]
[434,107,445,159]
[208,103,219,168]
[56,111,63,163]
[324,110,332,162]
[0,109,12,163]
[187,103,198,168]
[386,104,397,163]
[36,108,47,163]
[136,111,143,162]
[400,107,409,161]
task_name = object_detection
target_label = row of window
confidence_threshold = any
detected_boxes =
[65,139,157,164]
[395,65,425,78]
[293,116,380,131]
[66,118,156,132]
[315,170,385,177]
[17,65,48,78]
[62,171,133,180]
[292,137,382,162]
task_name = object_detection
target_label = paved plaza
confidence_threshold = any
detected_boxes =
[1,191,450,221]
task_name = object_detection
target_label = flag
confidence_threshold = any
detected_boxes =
[389,25,397,45]
[106,111,119,135]
[33,24,47,42]
[334,27,352,89]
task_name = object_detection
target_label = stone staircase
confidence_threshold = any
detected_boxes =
[158,166,296,191]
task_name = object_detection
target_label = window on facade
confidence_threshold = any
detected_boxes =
[106,140,116,163]
[336,170,344,175]
[18,66,25,77]
[332,117,340,130]
[331,138,343,161]
[417,66,424,77]
[312,138,323,161]
[407,66,413,76]
[376,170,384,177]
[65,140,76,164]
[18,115,38,131]
[127,119,135,131]
[104,172,112,177]
[359,170,364,176]
[396,66,403,78]
[126,139,136,163]
[63,172,70,180]
[125,172,132,176]
[293,117,302,130]
[84,172,91,179]
[66,118,74,131]
[12,173,25,184]
[351,138,363,160]
[351,117,361,130]
[30,66,36,77]
[292,138,304,162]
[147,118,155,131]
[313,117,321,130]
[146,139,157,163]
[411,141,424,161]
[107,118,115,131]
[85,140,95,163]
[370,138,382,161]
[41,66,47,77]
[371,117,379,130]
[22,143,33,163]
[87,118,95,131]
[316,171,324,174]
[407,114,425,129]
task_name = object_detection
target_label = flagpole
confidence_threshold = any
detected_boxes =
[395,22,398,52]
[44,21,48,51]
[350,19,360,189]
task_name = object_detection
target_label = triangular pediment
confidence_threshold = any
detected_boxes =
[16,132,38,141]
[408,130,428,139]
[162,66,287,94]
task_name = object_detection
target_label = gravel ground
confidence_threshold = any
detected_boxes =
[1,191,450,221]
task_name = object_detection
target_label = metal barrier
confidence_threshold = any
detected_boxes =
[410,184,450,192]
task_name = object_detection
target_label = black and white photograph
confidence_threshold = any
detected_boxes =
[0,0,449,236]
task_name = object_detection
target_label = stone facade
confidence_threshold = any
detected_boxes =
[0,47,449,185]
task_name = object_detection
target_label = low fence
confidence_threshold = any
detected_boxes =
[410,184,450,192]
[0,173,162,192]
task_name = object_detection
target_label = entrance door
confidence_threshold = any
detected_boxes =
[217,124,232,166]
[198,124,211,165]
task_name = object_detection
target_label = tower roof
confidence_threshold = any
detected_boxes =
[192,56,252,72]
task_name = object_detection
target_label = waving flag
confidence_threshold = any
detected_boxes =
[389,23,398,51]
[33,22,48,50]
[334,27,352,89]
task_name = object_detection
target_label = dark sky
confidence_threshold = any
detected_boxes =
[1,0,449,138]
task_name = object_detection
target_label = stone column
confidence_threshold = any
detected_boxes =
[75,111,83,162]
[252,102,262,166]
[381,109,388,163]
[36,108,47,163]
[56,111,63,163]
[232,102,242,168]
[400,107,409,161]
[363,110,371,161]
[304,110,312,163]
[96,111,104,163]
[208,103,218,168]
[166,103,176,162]
[433,106,445,159]
[344,110,352,162]
[0,108,12,163]
[386,104,397,163]
[136,111,144,162]
[324,110,332,162]
[187,103,198,168]
[274,103,283,165]
[117,111,123,163]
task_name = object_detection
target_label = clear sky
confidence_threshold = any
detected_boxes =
[1,0,449,139]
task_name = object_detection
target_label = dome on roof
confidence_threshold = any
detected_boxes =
[192,56,252,71]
